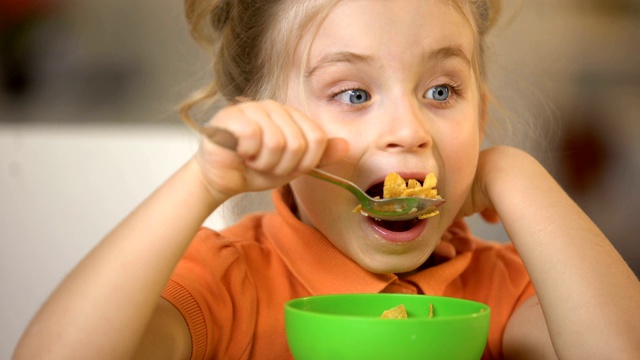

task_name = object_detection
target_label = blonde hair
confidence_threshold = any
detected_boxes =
[180,0,502,128]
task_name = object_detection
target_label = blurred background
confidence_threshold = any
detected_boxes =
[1,0,639,357]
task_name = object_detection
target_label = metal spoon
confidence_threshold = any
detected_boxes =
[200,126,445,221]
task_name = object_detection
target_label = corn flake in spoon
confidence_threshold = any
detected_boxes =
[353,172,441,219]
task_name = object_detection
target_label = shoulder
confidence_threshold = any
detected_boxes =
[166,213,280,304]
[462,238,536,315]
[472,240,526,271]
[183,213,273,259]
[463,239,533,294]
[161,213,280,359]
[444,219,530,285]
[456,239,536,359]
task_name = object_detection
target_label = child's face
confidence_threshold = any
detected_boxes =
[287,0,483,274]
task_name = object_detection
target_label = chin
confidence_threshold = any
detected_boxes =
[347,218,439,272]
[356,249,433,275]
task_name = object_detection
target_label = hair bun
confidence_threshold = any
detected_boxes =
[184,0,233,48]
[479,0,502,34]
[210,0,232,31]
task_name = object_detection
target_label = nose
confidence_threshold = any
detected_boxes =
[376,99,431,152]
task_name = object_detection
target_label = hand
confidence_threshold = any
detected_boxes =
[455,146,513,222]
[432,226,476,259]
[430,147,530,260]
[195,100,349,200]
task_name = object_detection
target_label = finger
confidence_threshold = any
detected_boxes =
[239,103,290,172]
[480,209,500,223]
[433,240,456,259]
[280,105,329,173]
[288,107,350,170]
[267,105,316,175]
[449,236,476,253]
[317,138,350,167]
[206,105,263,158]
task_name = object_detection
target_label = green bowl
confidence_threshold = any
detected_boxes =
[285,293,490,360]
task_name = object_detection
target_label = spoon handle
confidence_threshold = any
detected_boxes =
[306,169,370,201]
[201,125,238,150]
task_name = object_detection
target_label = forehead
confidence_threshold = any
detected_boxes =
[299,0,474,71]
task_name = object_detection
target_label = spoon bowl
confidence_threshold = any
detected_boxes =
[308,168,445,221]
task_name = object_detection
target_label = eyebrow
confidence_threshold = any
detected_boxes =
[305,51,373,77]
[305,45,471,78]
[428,46,471,67]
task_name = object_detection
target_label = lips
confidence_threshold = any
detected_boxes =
[367,216,428,243]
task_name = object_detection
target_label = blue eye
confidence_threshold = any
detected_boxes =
[425,85,450,101]
[334,89,370,105]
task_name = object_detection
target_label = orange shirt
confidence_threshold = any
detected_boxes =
[162,189,535,359]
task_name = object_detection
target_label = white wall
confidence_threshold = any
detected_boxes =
[0,123,224,358]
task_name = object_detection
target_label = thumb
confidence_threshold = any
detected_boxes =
[480,209,500,223]
[318,138,350,167]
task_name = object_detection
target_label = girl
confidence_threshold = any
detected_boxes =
[14,0,640,359]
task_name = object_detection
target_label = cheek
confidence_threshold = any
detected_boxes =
[289,176,353,224]
[439,121,481,200]
[285,87,305,111]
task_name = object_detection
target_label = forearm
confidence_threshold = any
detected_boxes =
[14,158,224,360]
[485,147,640,359]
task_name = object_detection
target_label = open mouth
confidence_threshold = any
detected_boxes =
[364,182,386,199]
[365,180,424,233]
